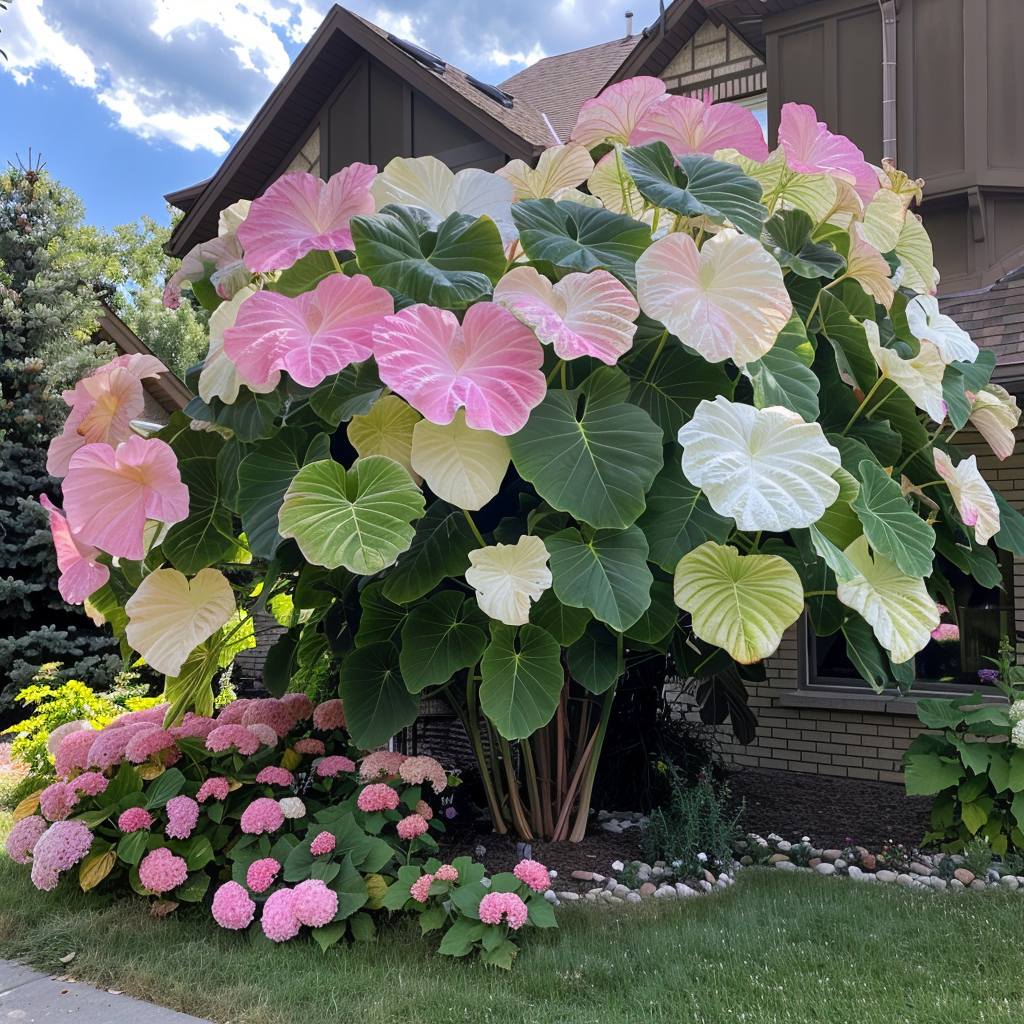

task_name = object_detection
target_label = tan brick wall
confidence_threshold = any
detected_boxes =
[285,126,321,175]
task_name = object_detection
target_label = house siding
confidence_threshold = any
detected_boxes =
[658,20,766,101]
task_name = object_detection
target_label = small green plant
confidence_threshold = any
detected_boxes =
[642,767,742,877]
[877,839,913,873]
[961,837,994,878]
[935,855,957,881]
[789,838,815,868]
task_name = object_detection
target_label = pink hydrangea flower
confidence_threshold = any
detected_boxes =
[30,820,93,891]
[513,859,550,893]
[5,815,48,864]
[215,699,253,725]
[931,623,961,642]
[409,873,433,903]
[246,857,281,894]
[117,807,153,833]
[206,724,260,755]
[165,795,200,840]
[242,699,295,738]
[247,723,278,748]
[399,755,447,793]
[261,887,301,942]
[255,766,294,787]
[55,729,98,779]
[281,692,313,721]
[309,831,335,856]
[414,800,433,820]
[212,881,256,930]
[478,891,529,930]
[170,713,218,740]
[240,797,285,835]
[358,750,407,780]
[293,738,325,756]
[110,704,169,728]
[312,699,346,731]
[71,772,108,798]
[356,783,400,813]
[396,814,428,841]
[87,721,159,771]
[139,848,188,894]
[39,781,78,821]
[196,777,230,803]
[125,727,177,765]
[291,879,338,928]
[315,755,356,778]
[434,864,458,883]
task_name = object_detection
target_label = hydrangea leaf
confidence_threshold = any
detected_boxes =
[508,389,662,530]
[672,541,804,664]
[278,456,425,574]
[546,526,653,633]
[398,591,488,693]
[339,642,419,750]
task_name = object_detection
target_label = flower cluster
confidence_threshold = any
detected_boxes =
[138,848,189,893]
[30,820,93,891]
[478,891,529,930]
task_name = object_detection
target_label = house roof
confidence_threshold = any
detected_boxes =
[165,4,555,256]
[95,301,192,414]
[499,35,639,143]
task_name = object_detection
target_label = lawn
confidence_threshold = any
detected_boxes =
[2,828,1023,1024]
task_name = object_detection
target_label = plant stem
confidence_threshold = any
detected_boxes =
[803,590,837,598]
[840,376,886,435]
[560,360,568,391]
[462,509,486,548]
[568,681,619,843]
[499,737,534,841]
[462,675,507,834]
[643,330,669,382]
[546,359,564,385]
[895,423,946,474]
[521,740,544,839]
[328,250,344,274]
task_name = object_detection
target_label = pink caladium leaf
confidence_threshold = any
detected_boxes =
[223,273,394,389]
[570,76,667,147]
[493,266,639,365]
[372,302,546,436]
[778,102,879,204]
[631,93,769,161]
[62,436,190,561]
[39,494,110,605]
[237,165,377,272]
[46,354,169,477]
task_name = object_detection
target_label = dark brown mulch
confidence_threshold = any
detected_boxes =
[725,767,933,850]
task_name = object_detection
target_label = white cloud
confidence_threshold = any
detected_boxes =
[370,7,424,45]
[4,0,96,88]
[487,42,547,69]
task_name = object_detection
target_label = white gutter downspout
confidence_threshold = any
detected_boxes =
[878,0,898,163]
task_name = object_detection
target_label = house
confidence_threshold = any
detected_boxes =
[164,0,1024,785]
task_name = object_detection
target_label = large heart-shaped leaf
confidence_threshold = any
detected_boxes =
[817,291,877,392]
[399,591,488,692]
[511,199,651,289]
[347,395,421,479]
[852,460,935,577]
[305,361,384,426]
[350,207,506,310]
[465,535,552,626]
[567,622,621,694]
[213,387,282,442]
[381,502,477,604]
[814,467,862,550]
[529,589,591,645]
[508,389,662,530]
[763,209,845,279]
[479,624,564,739]
[339,642,419,749]
[672,541,804,664]
[745,315,820,422]
[355,582,407,647]
[636,453,731,572]
[994,491,1024,557]
[622,144,766,237]
[546,526,652,632]
[279,456,425,573]
[623,579,677,645]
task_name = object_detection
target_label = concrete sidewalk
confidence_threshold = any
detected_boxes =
[0,960,212,1022]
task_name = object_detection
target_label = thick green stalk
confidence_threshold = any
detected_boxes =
[463,674,507,834]
[568,681,619,843]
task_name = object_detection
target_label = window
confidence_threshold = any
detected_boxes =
[807,552,1016,692]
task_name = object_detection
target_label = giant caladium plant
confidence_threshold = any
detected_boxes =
[43,76,1024,842]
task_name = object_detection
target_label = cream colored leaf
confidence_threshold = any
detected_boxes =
[498,144,595,200]
[348,395,422,480]
[466,535,551,626]
[722,147,837,223]
[894,212,937,294]
[969,384,1020,461]
[934,449,1000,545]
[906,295,978,364]
[859,188,905,253]
[866,320,946,423]
[847,226,895,308]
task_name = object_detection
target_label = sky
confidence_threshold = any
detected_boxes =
[1,0,662,230]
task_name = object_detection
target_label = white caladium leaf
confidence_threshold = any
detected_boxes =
[411,410,510,511]
[465,535,552,626]
[969,384,1020,461]
[673,541,804,663]
[933,449,1000,544]
[905,295,978,365]
[677,397,842,531]
[125,568,235,677]
[347,395,422,480]
[497,144,595,200]
[894,212,937,295]
[846,226,894,309]
[635,229,792,366]
[722,148,838,224]
[836,536,940,664]
[199,286,280,404]
[866,321,947,423]
[859,187,905,253]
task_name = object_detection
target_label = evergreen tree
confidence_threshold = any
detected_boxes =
[0,161,120,706]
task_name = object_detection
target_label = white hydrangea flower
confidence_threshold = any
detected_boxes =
[1010,700,1024,723]
[278,797,306,819]
[1012,720,1024,749]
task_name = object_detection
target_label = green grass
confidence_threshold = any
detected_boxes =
[2,829,1023,1024]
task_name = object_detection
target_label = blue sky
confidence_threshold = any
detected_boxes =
[2,0,660,230]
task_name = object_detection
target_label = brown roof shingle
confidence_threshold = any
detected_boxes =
[941,272,1024,388]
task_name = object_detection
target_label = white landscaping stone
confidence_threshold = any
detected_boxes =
[949,879,965,892]
[676,883,696,897]
[815,863,836,877]
[1000,875,1019,890]
[876,870,898,883]
[558,891,580,901]
[775,860,797,873]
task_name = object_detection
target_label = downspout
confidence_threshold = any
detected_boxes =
[878,0,898,163]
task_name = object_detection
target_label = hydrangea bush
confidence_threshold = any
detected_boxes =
[35,77,1024,844]
[6,696,553,965]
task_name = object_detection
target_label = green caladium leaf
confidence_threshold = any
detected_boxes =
[267,250,335,297]
[623,578,677,644]
[279,456,425,574]
[813,467,862,550]
[763,209,845,279]
[636,452,732,573]
[852,460,935,577]
[382,502,477,604]
[511,199,651,288]
[350,207,506,310]
[305,361,384,426]
[479,623,564,739]
[355,581,407,647]
[817,290,877,392]
[399,591,488,692]
[529,590,591,646]
[546,526,653,633]
[339,642,419,749]
[215,387,282,442]
[621,144,766,238]
[566,622,621,694]
[934,530,1002,589]
[840,613,892,692]
[508,389,662,530]
[746,315,821,422]
[994,491,1024,557]
[942,364,972,431]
